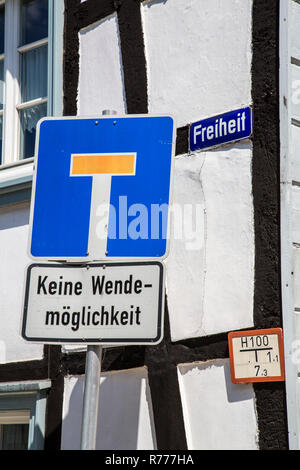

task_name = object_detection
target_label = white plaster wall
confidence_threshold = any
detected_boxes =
[0,203,43,362]
[292,186,300,243]
[78,14,126,116]
[291,64,300,121]
[290,2,300,377]
[141,0,252,127]
[177,359,258,450]
[166,143,254,340]
[290,1,300,371]
[61,367,156,450]
[297,377,300,449]
[293,247,300,309]
[166,152,206,338]
[291,124,300,181]
[291,126,300,245]
[291,247,300,376]
[291,0,300,60]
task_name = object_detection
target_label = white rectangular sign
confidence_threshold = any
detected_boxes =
[228,328,285,383]
[22,262,164,345]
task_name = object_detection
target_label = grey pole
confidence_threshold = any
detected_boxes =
[80,345,103,450]
[80,109,117,450]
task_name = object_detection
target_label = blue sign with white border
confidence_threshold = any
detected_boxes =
[28,115,175,261]
[189,106,252,152]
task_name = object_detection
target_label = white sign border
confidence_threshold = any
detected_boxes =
[21,260,165,346]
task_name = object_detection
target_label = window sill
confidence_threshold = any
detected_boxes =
[0,158,34,207]
[0,380,51,395]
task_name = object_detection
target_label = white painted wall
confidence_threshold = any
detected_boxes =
[166,143,254,340]
[0,202,43,363]
[281,0,300,448]
[178,359,258,450]
[292,247,300,376]
[289,1,300,353]
[291,125,300,181]
[290,0,300,246]
[291,0,300,59]
[292,186,300,243]
[291,64,300,120]
[61,367,157,450]
[78,13,127,116]
[141,0,252,127]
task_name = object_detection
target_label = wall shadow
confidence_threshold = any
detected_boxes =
[61,368,155,450]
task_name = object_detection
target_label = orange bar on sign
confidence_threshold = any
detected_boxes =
[71,153,136,175]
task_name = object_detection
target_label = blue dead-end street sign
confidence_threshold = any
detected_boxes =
[29,115,175,261]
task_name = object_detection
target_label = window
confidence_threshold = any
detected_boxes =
[0,381,51,450]
[18,0,48,160]
[0,409,30,450]
[0,0,63,167]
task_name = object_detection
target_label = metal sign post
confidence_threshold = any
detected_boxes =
[80,110,116,451]
[80,345,103,449]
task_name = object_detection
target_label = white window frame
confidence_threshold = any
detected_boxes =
[0,0,63,204]
[3,0,22,165]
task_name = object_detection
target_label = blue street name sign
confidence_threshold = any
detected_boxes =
[189,106,252,152]
[29,115,174,261]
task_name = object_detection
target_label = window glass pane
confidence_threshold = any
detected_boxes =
[19,101,47,159]
[20,45,48,102]
[0,424,29,450]
[21,0,48,46]
[0,5,4,55]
